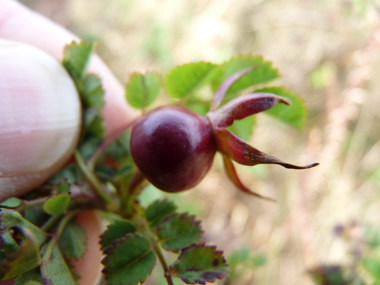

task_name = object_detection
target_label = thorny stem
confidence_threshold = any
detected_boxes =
[87,119,136,171]
[40,210,80,285]
[153,243,174,285]
[75,150,113,204]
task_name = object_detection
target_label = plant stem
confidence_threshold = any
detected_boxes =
[16,196,48,212]
[153,243,174,285]
[75,150,113,204]
[40,215,62,232]
[40,210,80,285]
[87,119,136,171]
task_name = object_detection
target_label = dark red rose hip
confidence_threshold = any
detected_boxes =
[130,106,216,192]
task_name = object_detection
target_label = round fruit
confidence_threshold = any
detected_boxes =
[130,106,216,192]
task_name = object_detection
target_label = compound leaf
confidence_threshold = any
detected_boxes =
[100,220,137,250]
[82,74,105,111]
[126,72,161,109]
[256,87,306,128]
[165,62,222,99]
[169,244,229,284]
[63,41,95,80]
[157,213,203,253]
[58,219,87,261]
[102,233,156,285]
[146,199,177,230]
[0,197,22,209]
[212,55,280,96]
[43,194,70,216]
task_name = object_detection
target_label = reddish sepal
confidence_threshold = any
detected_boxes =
[222,154,275,201]
[208,93,290,128]
[214,128,319,169]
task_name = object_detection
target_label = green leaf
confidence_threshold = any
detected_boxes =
[256,87,307,128]
[100,220,137,250]
[102,233,156,285]
[308,265,348,285]
[13,268,42,285]
[40,245,77,285]
[227,115,256,142]
[146,199,177,229]
[58,220,87,261]
[83,108,105,139]
[212,55,280,96]
[169,244,229,284]
[0,226,41,280]
[165,62,222,99]
[186,102,210,116]
[57,179,70,194]
[0,197,22,209]
[63,41,95,80]
[43,194,70,216]
[157,213,203,253]
[126,72,161,109]
[362,258,380,282]
[82,74,105,111]
[0,209,46,256]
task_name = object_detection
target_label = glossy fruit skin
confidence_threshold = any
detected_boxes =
[130,106,216,192]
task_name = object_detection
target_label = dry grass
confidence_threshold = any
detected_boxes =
[22,0,380,284]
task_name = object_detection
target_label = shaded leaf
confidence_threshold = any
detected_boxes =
[24,205,50,228]
[102,233,156,285]
[43,194,70,216]
[256,87,307,128]
[157,213,203,253]
[100,220,137,250]
[186,102,210,116]
[63,41,95,80]
[0,197,22,209]
[170,244,229,284]
[57,179,70,194]
[212,55,280,96]
[0,226,41,280]
[13,268,42,285]
[146,199,177,229]
[126,72,161,109]
[82,74,105,111]
[165,62,222,99]
[58,219,87,261]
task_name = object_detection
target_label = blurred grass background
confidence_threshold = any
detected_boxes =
[20,0,380,284]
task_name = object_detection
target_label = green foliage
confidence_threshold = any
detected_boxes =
[58,219,87,260]
[43,194,71,216]
[2,40,318,285]
[0,197,22,209]
[126,72,161,109]
[146,199,177,229]
[57,179,71,193]
[63,41,94,80]
[257,87,307,128]
[100,220,137,250]
[157,213,203,253]
[102,233,156,285]
[362,258,380,283]
[212,55,280,96]
[227,115,256,142]
[308,265,348,285]
[169,244,229,284]
[0,226,41,280]
[164,62,222,99]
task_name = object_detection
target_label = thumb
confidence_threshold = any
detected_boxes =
[0,39,81,200]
